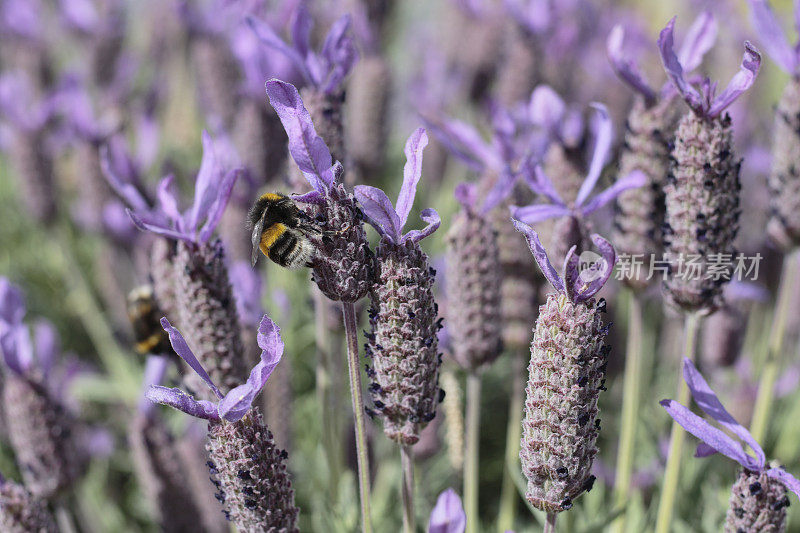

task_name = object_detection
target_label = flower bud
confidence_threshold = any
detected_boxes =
[725,469,788,532]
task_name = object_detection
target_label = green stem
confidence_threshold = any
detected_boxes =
[342,302,373,533]
[314,288,341,496]
[544,512,557,533]
[611,292,644,533]
[464,373,482,533]
[401,445,416,533]
[497,350,526,532]
[654,312,700,533]
[750,252,798,443]
[55,503,77,533]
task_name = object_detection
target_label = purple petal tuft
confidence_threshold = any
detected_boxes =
[428,488,466,533]
[658,17,704,114]
[581,170,647,215]
[396,128,428,228]
[606,26,657,103]
[145,385,220,421]
[160,317,223,400]
[354,185,402,243]
[404,208,441,243]
[707,42,761,118]
[576,104,613,207]
[512,219,565,293]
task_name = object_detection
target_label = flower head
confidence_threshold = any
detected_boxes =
[661,358,800,497]
[146,315,283,423]
[512,221,615,303]
[354,128,441,244]
[248,5,358,95]
[126,131,240,245]
[428,488,466,533]
[658,17,761,119]
[747,0,800,77]
[513,104,646,224]
[608,12,717,105]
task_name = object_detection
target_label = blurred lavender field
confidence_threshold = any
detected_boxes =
[3,0,800,532]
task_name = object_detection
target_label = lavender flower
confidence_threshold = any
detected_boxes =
[428,488,466,533]
[0,279,79,499]
[607,13,717,287]
[661,359,800,530]
[146,316,299,532]
[126,131,246,396]
[354,128,443,444]
[249,6,357,166]
[746,0,800,249]
[513,222,614,513]
[513,104,646,266]
[266,79,373,303]
[657,18,761,312]
[0,474,57,533]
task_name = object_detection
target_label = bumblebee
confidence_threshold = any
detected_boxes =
[248,192,323,269]
[127,285,172,356]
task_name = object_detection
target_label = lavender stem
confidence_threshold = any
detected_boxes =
[55,504,77,533]
[749,251,798,442]
[401,445,415,533]
[611,292,644,532]
[464,373,482,533]
[654,312,700,533]
[544,511,557,533]
[497,349,526,531]
[342,301,373,533]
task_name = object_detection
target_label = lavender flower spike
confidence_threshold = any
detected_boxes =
[247,6,357,95]
[354,128,441,244]
[747,0,800,76]
[428,488,466,533]
[146,316,282,423]
[661,359,800,529]
[126,131,240,245]
[659,17,761,119]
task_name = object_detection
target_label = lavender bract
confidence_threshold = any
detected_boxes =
[512,223,614,513]
[661,359,800,531]
[428,488,466,533]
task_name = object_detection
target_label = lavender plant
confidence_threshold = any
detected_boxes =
[146,315,298,532]
[512,221,615,527]
[661,358,800,531]
[0,473,57,533]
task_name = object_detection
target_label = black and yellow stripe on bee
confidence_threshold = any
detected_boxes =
[249,191,318,269]
[127,286,171,356]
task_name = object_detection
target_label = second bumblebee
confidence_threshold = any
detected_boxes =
[248,192,323,269]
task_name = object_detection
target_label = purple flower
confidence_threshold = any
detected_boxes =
[54,74,119,142]
[747,0,800,76]
[512,221,616,303]
[265,78,340,197]
[354,128,441,244]
[428,488,466,533]
[138,355,171,416]
[146,315,283,423]
[661,359,800,497]
[608,12,718,104]
[527,85,583,149]
[229,261,264,327]
[0,0,43,40]
[248,5,358,95]
[126,131,241,245]
[512,104,646,224]
[658,17,761,118]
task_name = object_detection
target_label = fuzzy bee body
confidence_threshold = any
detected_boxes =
[127,285,172,356]
[248,192,321,269]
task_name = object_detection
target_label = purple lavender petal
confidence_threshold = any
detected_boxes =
[290,3,313,59]
[102,202,138,242]
[266,79,334,192]
[454,183,477,209]
[0,325,33,375]
[230,262,264,327]
[606,26,657,103]
[188,131,221,234]
[695,442,718,458]
[99,145,151,213]
[421,114,500,173]
[145,385,221,421]
[528,85,566,134]
[512,219,565,293]
[198,168,240,243]
[489,101,516,164]
[658,18,704,114]
[707,42,761,118]
[511,203,571,224]
[581,170,647,215]
[139,355,170,415]
[0,277,25,326]
[521,163,564,206]
[403,208,441,243]
[576,104,613,208]
[160,317,223,400]
[677,12,718,73]
[33,320,58,379]
[156,175,182,226]
[292,190,326,204]
[682,358,766,468]
[482,170,519,214]
[504,0,551,35]
[570,234,617,302]
[256,314,285,365]
[725,281,769,303]
[354,185,402,243]
[660,399,761,470]
[748,0,796,73]
[59,0,99,33]
[395,128,429,228]
[320,14,358,94]
[766,468,800,499]
[126,209,190,242]
[247,16,312,84]
[428,488,466,533]
[1,0,42,40]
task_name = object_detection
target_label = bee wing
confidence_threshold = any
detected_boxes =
[250,216,266,267]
